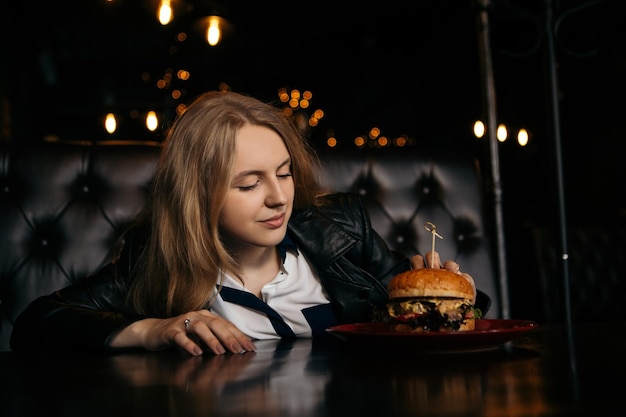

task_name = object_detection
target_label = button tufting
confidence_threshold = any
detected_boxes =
[0,143,500,350]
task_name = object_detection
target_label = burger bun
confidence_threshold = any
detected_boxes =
[388,268,475,302]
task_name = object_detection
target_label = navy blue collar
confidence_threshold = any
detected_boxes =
[277,233,298,263]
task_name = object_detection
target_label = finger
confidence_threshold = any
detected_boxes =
[173,318,205,356]
[193,313,256,354]
[460,272,476,294]
[443,260,461,273]
[207,322,256,354]
[172,329,205,356]
[180,317,226,355]
[424,251,441,268]
[410,254,425,269]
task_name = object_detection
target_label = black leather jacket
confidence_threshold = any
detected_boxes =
[10,192,488,352]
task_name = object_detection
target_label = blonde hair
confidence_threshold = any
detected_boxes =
[126,91,322,316]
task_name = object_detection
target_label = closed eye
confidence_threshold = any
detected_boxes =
[233,159,291,191]
[238,180,260,191]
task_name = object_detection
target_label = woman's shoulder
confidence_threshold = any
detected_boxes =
[291,191,368,232]
[289,192,368,258]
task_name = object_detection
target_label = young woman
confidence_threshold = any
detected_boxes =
[10,91,489,356]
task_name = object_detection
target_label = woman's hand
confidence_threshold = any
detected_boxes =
[410,251,476,300]
[410,250,444,269]
[109,309,257,356]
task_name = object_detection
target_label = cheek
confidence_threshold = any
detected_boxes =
[220,194,246,226]
[219,190,265,232]
[285,182,295,200]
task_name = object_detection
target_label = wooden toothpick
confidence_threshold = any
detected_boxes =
[424,222,443,268]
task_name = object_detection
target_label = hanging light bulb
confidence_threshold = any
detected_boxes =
[517,128,529,146]
[473,120,485,138]
[206,16,222,46]
[105,113,117,134]
[158,0,173,25]
[497,124,508,142]
[146,111,159,131]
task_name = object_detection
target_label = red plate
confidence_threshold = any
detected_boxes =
[326,319,539,353]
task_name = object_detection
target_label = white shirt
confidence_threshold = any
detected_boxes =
[209,250,338,339]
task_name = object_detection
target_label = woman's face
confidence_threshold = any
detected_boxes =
[219,124,294,252]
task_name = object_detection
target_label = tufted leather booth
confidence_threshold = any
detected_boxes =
[0,140,500,351]
[317,148,499,317]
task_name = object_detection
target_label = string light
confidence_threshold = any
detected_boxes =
[472,120,531,147]
[158,0,173,25]
[206,16,222,46]
[105,113,117,134]
[146,111,159,132]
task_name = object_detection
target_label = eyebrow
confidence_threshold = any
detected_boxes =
[233,157,291,179]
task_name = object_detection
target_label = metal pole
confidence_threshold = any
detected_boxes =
[544,0,578,385]
[544,0,572,327]
[475,0,510,319]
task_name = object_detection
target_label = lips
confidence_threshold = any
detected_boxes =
[261,213,286,229]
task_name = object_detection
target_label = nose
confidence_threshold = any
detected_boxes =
[265,177,289,207]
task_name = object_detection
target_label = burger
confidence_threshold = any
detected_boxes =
[382,268,481,332]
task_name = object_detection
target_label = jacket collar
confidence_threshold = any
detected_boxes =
[287,207,359,269]
[278,233,298,263]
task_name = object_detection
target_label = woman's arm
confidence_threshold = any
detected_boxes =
[9,263,144,352]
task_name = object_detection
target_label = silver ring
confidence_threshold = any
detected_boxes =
[184,318,192,331]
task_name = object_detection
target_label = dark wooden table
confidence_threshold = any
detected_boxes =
[1,321,624,417]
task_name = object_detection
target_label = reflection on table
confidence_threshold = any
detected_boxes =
[1,321,624,417]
